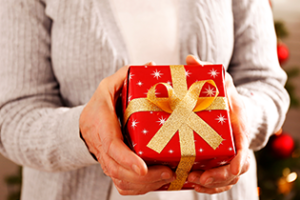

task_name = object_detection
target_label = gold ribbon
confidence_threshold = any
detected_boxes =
[124,65,228,190]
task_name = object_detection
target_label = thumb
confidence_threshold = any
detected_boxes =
[186,55,212,65]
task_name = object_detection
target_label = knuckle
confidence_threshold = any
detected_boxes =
[114,180,129,190]
[231,177,240,185]
[117,188,129,196]
[101,137,113,155]
[108,166,118,178]
[219,171,229,181]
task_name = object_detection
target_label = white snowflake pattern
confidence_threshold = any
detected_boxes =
[128,95,132,102]
[157,116,167,125]
[218,160,228,165]
[167,81,172,85]
[208,69,219,78]
[169,149,174,154]
[131,119,139,129]
[142,129,148,135]
[229,147,233,151]
[129,73,134,80]
[151,69,163,79]
[185,70,191,77]
[199,148,204,153]
[138,151,143,155]
[136,81,143,86]
[216,114,227,125]
[204,85,215,97]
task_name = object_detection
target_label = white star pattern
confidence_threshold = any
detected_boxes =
[131,119,139,129]
[137,81,143,86]
[204,85,215,97]
[216,114,227,125]
[218,160,228,165]
[138,151,143,155]
[167,81,172,85]
[151,70,163,79]
[199,148,204,153]
[157,116,167,125]
[169,149,174,154]
[229,147,233,151]
[128,95,132,102]
[142,129,148,135]
[185,70,191,77]
[129,73,134,80]
[208,69,219,78]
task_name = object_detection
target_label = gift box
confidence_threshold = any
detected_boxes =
[122,65,236,190]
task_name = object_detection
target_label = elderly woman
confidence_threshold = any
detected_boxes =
[0,0,289,200]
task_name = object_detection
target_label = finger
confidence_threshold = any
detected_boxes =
[185,55,212,65]
[145,61,156,66]
[194,185,232,194]
[112,175,173,195]
[189,165,235,188]
[98,108,148,176]
[102,148,174,183]
[229,114,250,176]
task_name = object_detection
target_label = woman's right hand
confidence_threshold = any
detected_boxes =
[79,63,175,195]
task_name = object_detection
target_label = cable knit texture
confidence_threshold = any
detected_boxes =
[0,0,289,200]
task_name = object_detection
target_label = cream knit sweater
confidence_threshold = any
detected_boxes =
[0,0,289,200]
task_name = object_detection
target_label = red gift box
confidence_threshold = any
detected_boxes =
[122,65,236,190]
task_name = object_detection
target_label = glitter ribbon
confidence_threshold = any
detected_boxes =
[124,65,227,190]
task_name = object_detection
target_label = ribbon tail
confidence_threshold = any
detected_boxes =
[146,112,183,153]
[169,124,195,190]
[186,113,223,150]
[124,98,163,125]
[204,97,228,111]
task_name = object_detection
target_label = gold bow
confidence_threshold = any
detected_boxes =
[124,65,228,190]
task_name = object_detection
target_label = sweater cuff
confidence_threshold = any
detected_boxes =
[63,106,98,166]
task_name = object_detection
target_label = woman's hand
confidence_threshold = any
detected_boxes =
[79,62,175,195]
[186,55,251,194]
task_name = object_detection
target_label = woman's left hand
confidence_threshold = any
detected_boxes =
[185,55,251,194]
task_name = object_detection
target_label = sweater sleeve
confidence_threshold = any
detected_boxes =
[229,0,290,151]
[0,0,97,172]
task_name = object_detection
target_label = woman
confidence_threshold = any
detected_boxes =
[0,0,289,199]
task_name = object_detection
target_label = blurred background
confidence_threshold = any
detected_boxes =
[0,0,300,199]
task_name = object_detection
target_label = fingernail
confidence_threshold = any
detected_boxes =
[204,178,214,186]
[190,175,200,184]
[132,164,141,175]
[161,172,172,180]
